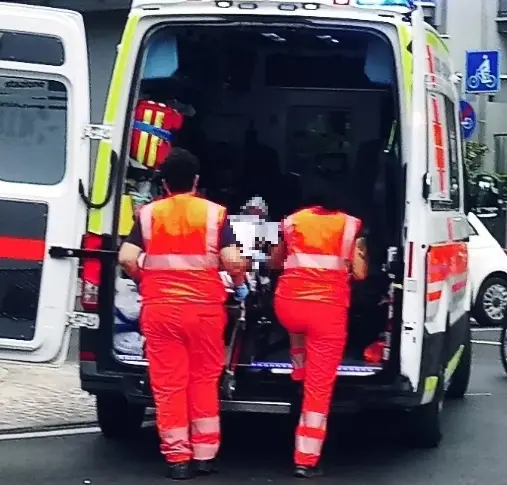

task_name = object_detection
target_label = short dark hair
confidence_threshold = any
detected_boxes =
[159,147,200,193]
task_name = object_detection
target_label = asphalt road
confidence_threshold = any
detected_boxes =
[2,336,506,485]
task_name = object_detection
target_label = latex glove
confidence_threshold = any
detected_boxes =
[234,283,249,302]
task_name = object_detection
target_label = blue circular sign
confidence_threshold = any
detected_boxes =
[460,100,476,140]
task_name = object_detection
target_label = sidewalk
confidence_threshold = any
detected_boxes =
[0,362,96,432]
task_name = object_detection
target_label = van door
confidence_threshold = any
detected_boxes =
[399,6,429,392]
[0,4,90,364]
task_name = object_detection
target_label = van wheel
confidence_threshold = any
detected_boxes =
[500,324,507,375]
[405,376,443,448]
[446,318,472,399]
[96,394,145,440]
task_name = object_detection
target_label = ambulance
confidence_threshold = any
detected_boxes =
[0,0,479,448]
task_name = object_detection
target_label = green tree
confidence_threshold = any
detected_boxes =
[464,141,489,179]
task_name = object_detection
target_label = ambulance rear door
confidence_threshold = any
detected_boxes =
[399,5,430,392]
[0,4,90,364]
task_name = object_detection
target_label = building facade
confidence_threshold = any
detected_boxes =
[430,0,507,172]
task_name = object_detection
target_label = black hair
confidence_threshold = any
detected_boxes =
[159,147,200,193]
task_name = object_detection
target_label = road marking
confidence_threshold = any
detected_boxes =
[471,327,501,332]
[0,425,100,441]
[471,339,501,346]
[465,392,492,397]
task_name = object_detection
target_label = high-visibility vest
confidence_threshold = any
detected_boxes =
[138,193,227,305]
[275,207,361,305]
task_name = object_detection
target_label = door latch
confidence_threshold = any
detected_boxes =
[83,124,113,140]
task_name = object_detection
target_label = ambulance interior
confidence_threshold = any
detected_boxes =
[113,24,404,387]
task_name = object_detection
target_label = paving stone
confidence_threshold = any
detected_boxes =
[0,362,96,432]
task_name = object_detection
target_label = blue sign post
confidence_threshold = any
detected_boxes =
[459,100,476,140]
[465,50,501,94]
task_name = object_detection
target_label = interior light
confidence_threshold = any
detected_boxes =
[278,3,297,11]
[238,2,257,8]
[216,0,233,7]
[303,3,319,9]
[261,33,287,42]
[355,0,414,7]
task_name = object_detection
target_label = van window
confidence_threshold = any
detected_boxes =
[428,93,461,211]
[0,31,64,66]
[444,97,460,210]
[0,76,67,185]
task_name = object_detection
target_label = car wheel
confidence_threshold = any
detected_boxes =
[96,394,145,440]
[474,276,507,326]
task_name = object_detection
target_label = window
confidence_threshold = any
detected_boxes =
[0,76,67,185]
[467,221,478,236]
[286,107,352,174]
[0,31,64,66]
[428,93,461,211]
[444,97,461,210]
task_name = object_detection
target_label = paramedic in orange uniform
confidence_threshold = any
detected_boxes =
[119,148,247,480]
[269,172,368,478]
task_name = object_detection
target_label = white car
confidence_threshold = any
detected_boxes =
[467,212,507,326]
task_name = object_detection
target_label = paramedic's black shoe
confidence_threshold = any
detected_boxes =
[293,465,324,478]
[167,461,193,480]
[193,458,219,475]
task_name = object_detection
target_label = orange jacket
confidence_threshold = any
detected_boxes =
[138,193,227,306]
[275,207,361,306]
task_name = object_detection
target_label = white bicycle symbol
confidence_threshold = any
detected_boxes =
[467,71,497,90]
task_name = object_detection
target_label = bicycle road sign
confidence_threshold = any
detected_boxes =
[465,50,500,94]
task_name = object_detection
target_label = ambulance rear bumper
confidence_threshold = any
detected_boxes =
[80,361,419,412]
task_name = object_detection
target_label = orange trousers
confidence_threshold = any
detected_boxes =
[274,298,348,467]
[141,304,226,463]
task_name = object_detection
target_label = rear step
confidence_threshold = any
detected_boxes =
[114,354,382,376]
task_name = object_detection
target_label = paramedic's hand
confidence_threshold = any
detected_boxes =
[234,283,249,302]
[351,237,368,281]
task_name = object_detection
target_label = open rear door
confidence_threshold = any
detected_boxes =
[0,4,90,364]
[399,5,429,392]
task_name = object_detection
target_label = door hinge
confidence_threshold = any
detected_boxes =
[49,246,117,260]
[83,124,113,140]
[66,311,99,330]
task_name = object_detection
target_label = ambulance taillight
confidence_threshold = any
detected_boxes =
[81,233,102,312]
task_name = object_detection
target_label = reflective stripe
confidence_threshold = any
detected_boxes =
[136,108,153,166]
[160,426,191,456]
[284,253,346,270]
[341,215,360,259]
[193,442,219,461]
[300,411,327,430]
[140,201,222,270]
[283,215,294,234]
[295,435,323,455]
[147,109,166,168]
[191,416,219,435]
[140,203,153,243]
[191,416,220,461]
[143,253,219,270]
[206,203,220,255]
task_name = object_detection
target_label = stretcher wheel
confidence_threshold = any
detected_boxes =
[221,372,236,400]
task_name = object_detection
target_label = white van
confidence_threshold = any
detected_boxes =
[0,0,475,448]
